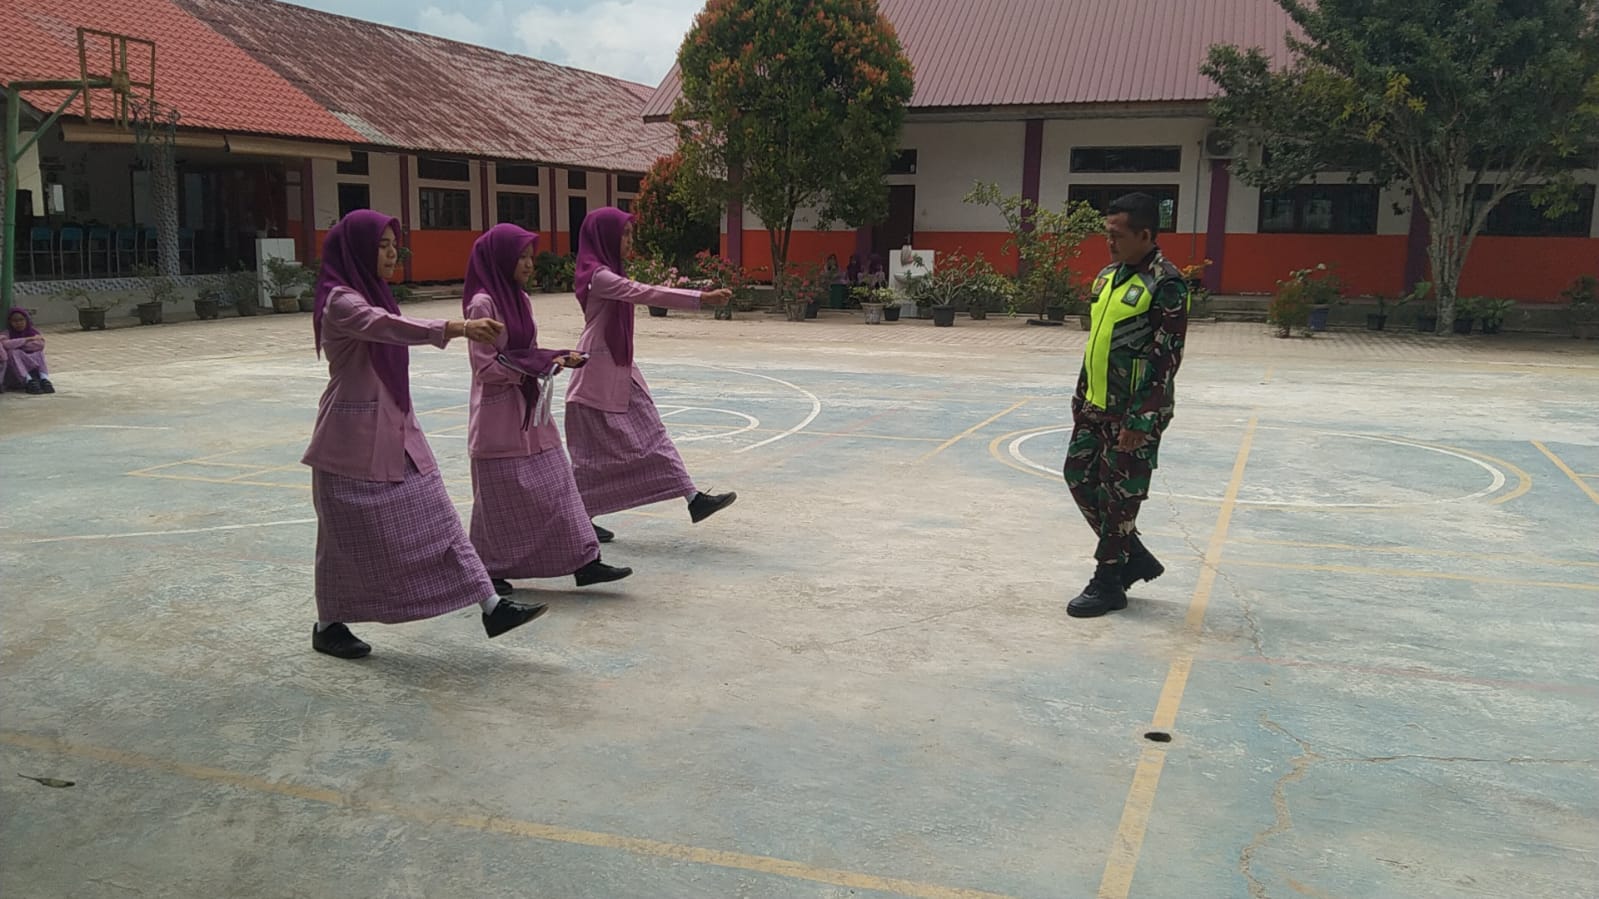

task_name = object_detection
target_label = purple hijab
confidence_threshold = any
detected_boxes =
[6,307,40,339]
[464,224,539,350]
[314,210,412,413]
[573,206,635,366]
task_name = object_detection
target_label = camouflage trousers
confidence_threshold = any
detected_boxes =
[1062,416,1163,564]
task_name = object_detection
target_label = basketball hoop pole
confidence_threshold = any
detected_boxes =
[3,77,113,310]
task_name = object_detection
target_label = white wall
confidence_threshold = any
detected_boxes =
[1040,117,1213,233]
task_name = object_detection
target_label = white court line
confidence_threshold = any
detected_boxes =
[673,408,761,443]
[677,363,821,454]
[21,517,319,544]
[1008,426,1508,508]
[78,422,174,431]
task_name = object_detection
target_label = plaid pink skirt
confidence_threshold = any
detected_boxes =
[311,459,494,623]
[470,447,600,579]
[565,384,697,518]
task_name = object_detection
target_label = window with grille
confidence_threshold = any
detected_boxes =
[1069,147,1182,173]
[420,188,472,229]
[496,192,541,230]
[1067,185,1180,233]
[1258,184,1380,234]
[418,156,470,182]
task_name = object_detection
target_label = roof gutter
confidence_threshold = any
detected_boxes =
[649,100,1213,126]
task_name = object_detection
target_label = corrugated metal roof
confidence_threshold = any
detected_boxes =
[641,0,1297,120]
[0,0,360,143]
[179,0,676,172]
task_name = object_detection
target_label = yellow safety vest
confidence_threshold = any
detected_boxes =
[1082,264,1186,411]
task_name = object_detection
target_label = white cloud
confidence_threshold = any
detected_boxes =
[415,3,508,47]
[512,1,704,85]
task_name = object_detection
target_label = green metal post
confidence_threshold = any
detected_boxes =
[3,84,20,311]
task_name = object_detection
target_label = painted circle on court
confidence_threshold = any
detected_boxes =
[656,405,761,443]
[1001,425,1511,509]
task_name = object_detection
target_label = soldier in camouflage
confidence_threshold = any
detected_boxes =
[1063,192,1189,618]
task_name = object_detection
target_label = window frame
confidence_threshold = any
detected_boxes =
[1066,184,1181,234]
[419,187,473,230]
[1257,183,1381,235]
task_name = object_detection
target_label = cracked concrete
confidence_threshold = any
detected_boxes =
[4,302,1598,897]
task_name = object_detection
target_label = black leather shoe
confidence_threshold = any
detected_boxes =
[574,559,633,587]
[1068,565,1129,618]
[312,623,371,659]
[38,377,55,394]
[688,491,737,523]
[1121,537,1165,590]
[593,523,614,543]
[492,578,515,597]
[24,379,42,395]
[483,598,548,638]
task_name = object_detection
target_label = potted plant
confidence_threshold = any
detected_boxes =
[391,284,416,303]
[853,285,884,324]
[1451,296,1478,335]
[263,257,308,314]
[297,258,321,312]
[131,264,178,325]
[62,286,121,331]
[964,260,1012,321]
[1367,280,1431,332]
[1563,275,1598,339]
[1474,298,1516,335]
[1278,263,1343,331]
[224,265,261,316]
[1268,276,1311,338]
[1181,260,1215,322]
[195,285,223,320]
[629,254,675,316]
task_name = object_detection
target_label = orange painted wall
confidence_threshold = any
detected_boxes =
[1459,237,1598,301]
[1221,234,1408,297]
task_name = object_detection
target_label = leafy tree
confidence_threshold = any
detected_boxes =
[1204,0,1599,332]
[632,151,720,270]
[673,0,914,293]
[964,182,1104,319]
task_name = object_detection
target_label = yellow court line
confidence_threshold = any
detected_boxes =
[1261,366,1275,384]
[129,472,310,491]
[1225,559,1599,592]
[1533,441,1599,507]
[1098,414,1259,898]
[1394,439,1533,506]
[0,731,1013,899]
[918,399,1031,463]
[1220,536,1599,570]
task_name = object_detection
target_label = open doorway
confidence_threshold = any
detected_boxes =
[872,185,916,258]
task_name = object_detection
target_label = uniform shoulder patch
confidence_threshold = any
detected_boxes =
[1092,275,1109,295]
[1122,284,1146,306]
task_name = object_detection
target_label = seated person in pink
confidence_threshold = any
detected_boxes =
[4,308,53,395]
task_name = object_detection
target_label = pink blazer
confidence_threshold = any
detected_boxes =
[300,287,449,482]
[565,268,704,414]
[465,292,569,459]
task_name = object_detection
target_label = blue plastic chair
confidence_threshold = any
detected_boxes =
[27,227,54,278]
[58,226,86,277]
[87,226,114,276]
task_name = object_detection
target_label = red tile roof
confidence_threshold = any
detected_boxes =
[641,0,1298,120]
[0,0,360,142]
[179,0,676,173]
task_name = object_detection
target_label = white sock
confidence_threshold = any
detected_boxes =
[480,596,500,615]
[315,621,335,632]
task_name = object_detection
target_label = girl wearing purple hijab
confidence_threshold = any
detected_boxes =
[3,308,52,394]
[564,207,736,541]
[301,209,548,660]
[462,224,633,596]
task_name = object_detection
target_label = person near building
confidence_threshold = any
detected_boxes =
[303,209,548,660]
[3,308,53,394]
[461,223,633,596]
[1063,192,1190,618]
[563,206,735,543]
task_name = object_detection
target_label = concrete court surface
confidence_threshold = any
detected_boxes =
[2,297,1596,899]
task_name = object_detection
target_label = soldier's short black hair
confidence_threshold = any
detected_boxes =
[1108,192,1161,239]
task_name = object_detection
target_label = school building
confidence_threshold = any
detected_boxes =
[642,0,1599,301]
[1,0,669,318]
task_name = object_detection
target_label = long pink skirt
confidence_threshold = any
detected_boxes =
[3,346,46,387]
[311,459,494,623]
[565,383,697,518]
[469,446,599,579]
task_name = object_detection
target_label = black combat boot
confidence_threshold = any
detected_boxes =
[1121,535,1165,590]
[1068,563,1130,618]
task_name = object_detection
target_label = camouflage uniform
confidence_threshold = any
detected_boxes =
[1063,247,1189,564]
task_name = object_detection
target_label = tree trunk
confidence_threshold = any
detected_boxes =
[150,142,182,278]
[1422,185,1472,337]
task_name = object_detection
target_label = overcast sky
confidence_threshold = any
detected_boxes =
[287,0,703,86]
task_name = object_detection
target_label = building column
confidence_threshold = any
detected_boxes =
[300,158,316,262]
[398,154,413,281]
[1203,159,1230,291]
[479,160,492,231]
[544,167,558,254]
[148,142,181,278]
[1403,198,1429,293]
[1021,119,1043,226]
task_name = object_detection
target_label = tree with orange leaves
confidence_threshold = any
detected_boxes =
[672,0,913,299]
